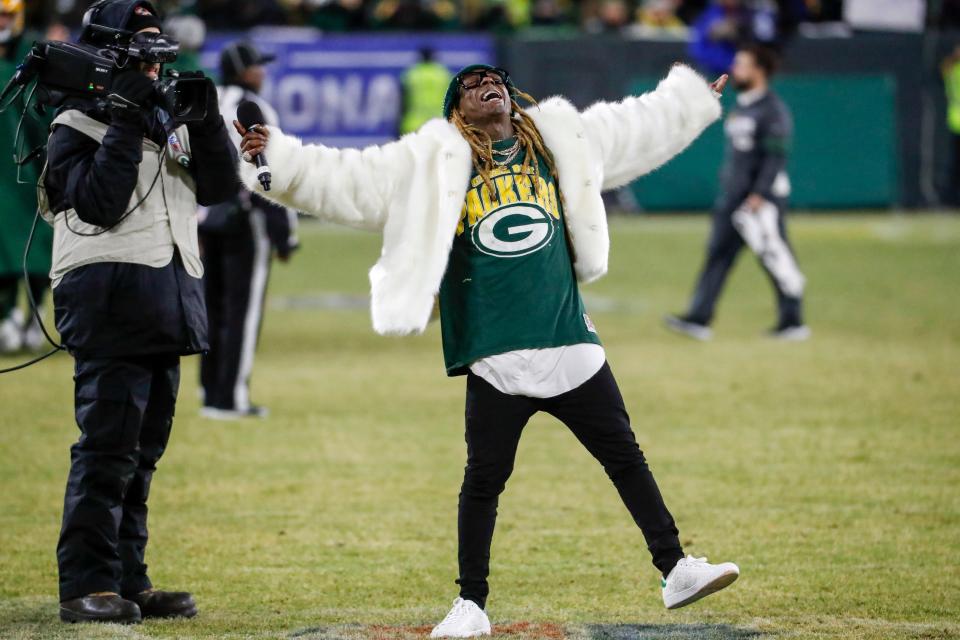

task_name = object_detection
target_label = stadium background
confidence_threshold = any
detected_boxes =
[16,0,960,210]
[2,1,959,639]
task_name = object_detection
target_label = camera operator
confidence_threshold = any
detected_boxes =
[40,0,236,624]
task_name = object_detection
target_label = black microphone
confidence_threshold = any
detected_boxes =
[237,100,271,191]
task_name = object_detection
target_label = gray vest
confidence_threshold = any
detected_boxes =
[41,110,203,287]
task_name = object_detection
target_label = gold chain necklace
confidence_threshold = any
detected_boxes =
[491,138,521,166]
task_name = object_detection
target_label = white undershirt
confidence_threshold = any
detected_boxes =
[737,87,768,107]
[469,343,606,398]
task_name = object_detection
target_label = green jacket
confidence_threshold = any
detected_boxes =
[0,34,53,276]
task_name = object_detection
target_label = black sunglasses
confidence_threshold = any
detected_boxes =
[457,68,510,92]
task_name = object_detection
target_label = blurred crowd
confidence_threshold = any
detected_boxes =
[25,0,846,34]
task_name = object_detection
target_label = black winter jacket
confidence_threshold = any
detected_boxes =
[45,100,238,358]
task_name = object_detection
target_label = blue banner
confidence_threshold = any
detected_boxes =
[201,30,494,148]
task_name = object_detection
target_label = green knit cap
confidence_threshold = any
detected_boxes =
[442,64,516,120]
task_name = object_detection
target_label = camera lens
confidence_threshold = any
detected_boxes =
[175,92,191,118]
[156,76,206,122]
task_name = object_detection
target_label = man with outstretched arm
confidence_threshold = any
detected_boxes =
[237,62,738,638]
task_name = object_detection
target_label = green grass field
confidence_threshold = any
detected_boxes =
[1,213,958,640]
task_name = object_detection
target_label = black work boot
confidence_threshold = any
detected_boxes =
[126,589,198,619]
[59,592,142,624]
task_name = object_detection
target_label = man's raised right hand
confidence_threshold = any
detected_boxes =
[234,120,269,164]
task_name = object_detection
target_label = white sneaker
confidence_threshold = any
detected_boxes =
[0,315,22,354]
[22,309,47,352]
[768,324,811,341]
[661,555,739,609]
[663,315,713,341]
[430,597,491,638]
[200,405,269,421]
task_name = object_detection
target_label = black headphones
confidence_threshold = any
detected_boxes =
[81,0,111,27]
[79,0,142,46]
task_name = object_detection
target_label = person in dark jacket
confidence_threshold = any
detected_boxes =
[198,40,298,420]
[0,0,53,354]
[666,44,808,342]
[40,0,236,624]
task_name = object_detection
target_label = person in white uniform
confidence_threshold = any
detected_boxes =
[198,40,299,420]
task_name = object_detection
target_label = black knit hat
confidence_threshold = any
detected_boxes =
[220,41,277,83]
[80,0,161,44]
[125,3,161,33]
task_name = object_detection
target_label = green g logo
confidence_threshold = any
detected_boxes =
[471,203,554,258]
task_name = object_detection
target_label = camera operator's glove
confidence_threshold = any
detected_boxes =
[107,70,155,118]
[196,77,223,131]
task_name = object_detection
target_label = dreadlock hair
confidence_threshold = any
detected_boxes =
[450,89,561,203]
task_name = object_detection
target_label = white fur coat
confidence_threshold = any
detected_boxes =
[238,64,721,335]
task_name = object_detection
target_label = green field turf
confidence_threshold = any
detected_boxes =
[1,214,958,640]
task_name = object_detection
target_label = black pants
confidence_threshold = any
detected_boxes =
[686,202,803,328]
[57,354,179,602]
[0,274,49,317]
[951,134,960,206]
[457,362,684,609]
[199,212,270,410]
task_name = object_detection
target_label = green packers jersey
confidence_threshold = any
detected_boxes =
[438,137,601,376]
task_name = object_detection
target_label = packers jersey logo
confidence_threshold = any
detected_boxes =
[725,114,757,152]
[471,203,554,258]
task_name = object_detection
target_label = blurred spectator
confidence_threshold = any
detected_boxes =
[638,0,684,28]
[198,0,288,29]
[44,21,70,41]
[530,0,568,26]
[399,47,451,135]
[164,14,208,73]
[372,0,458,29]
[633,0,688,36]
[0,0,53,354]
[584,0,631,33]
[462,0,526,31]
[30,0,85,29]
[23,0,854,34]
[942,46,960,205]
[306,0,368,31]
[689,0,778,75]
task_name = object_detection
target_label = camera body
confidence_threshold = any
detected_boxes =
[36,41,116,97]
[3,36,209,123]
